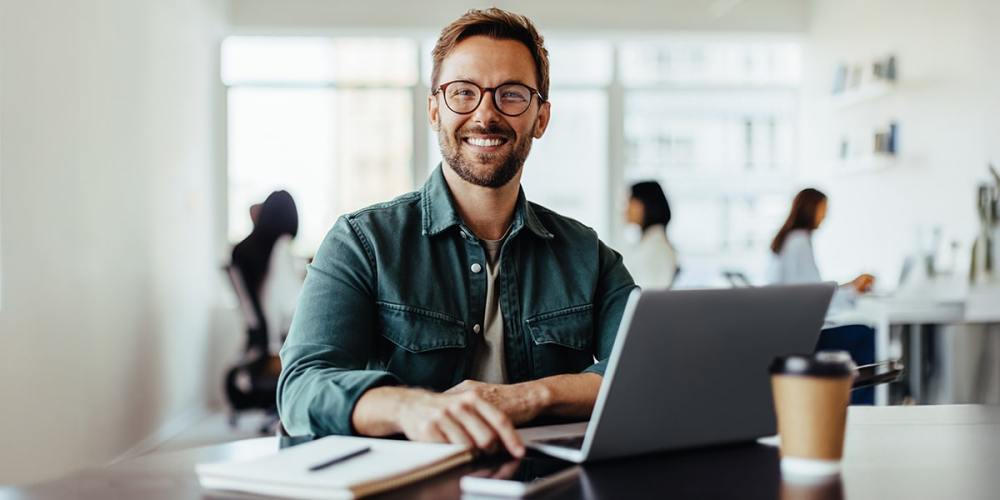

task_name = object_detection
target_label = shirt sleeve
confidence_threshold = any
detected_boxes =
[584,239,639,376]
[277,216,401,437]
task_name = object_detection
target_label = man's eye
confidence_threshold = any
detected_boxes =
[502,92,528,101]
[450,89,476,98]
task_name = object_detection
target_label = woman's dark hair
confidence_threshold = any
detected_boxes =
[770,188,827,254]
[630,181,672,230]
[231,190,298,350]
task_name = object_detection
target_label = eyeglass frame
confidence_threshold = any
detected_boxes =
[431,80,547,117]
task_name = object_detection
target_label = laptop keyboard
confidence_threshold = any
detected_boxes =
[534,434,585,449]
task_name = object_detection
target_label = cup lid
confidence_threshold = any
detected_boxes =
[770,351,857,378]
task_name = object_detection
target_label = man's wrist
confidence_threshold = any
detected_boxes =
[522,379,554,415]
[354,386,421,436]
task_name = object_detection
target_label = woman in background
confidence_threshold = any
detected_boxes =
[767,187,874,306]
[625,181,679,289]
[231,190,302,355]
[769,188,877,404]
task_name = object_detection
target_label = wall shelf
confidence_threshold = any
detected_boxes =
[830,80,895,110]
[833,153,897,176]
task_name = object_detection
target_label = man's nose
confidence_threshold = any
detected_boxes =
[470,89,503,126]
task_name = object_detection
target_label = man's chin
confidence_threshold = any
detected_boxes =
[448,157,521,189]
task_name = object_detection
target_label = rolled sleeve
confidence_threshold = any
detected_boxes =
[277,217,401,436]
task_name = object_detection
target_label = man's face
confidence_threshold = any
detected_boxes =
[429,36,551,188]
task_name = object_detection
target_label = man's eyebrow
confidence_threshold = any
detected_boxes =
[444,76,534,88]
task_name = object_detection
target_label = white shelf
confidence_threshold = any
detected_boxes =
[833,153,897,175]
[830,80,895,110]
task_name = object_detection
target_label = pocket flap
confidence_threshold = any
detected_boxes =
[377,302,466,353]
[524,304,594,351]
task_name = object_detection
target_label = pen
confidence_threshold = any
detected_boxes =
[308,446,372,472]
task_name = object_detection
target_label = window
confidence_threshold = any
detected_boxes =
[621,39,801,284]
[223,37,416,255]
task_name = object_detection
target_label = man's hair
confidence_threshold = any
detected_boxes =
[431,8,549,100]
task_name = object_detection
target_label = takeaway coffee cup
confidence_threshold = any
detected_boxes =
[769,351,857,476]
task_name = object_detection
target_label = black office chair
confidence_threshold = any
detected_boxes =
[222,264,283,434]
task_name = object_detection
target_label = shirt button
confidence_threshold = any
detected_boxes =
[470,263,482,274]
[473,324,482,334]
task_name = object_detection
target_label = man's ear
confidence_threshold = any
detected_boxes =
[428,94,440,132]
[532,100,551,139]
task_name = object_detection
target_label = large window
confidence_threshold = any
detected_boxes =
[223,37,416,255]
[620,39,801,285]
[223,35,801,285]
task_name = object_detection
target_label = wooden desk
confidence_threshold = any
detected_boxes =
[3,405,999,499]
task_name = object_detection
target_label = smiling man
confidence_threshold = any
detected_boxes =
[277,8,636,457]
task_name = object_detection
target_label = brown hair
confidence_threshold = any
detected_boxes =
[431,8,549,100]
[770,188,828,254]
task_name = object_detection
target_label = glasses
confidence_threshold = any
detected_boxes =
[433,80,545,117]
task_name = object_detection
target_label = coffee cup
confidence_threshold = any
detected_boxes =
[769,351,857,475]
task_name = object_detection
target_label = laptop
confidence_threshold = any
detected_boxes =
[520,283,836,463]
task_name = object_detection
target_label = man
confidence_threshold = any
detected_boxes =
[278,8,635,457]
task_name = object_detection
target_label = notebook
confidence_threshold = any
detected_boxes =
[196,435,473,499]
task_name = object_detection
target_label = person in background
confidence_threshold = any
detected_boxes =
[768,188,877,404]
[231,190,302,355]
[767,188,875,311]
[624,181,678,289]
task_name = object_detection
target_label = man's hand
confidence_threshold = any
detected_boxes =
[353,386,525,457]
[444,380,551,426]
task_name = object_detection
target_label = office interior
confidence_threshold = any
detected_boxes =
[1,0,999,489]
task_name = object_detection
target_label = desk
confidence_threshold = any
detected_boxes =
[4,405,999,499]
[828,284,1000,405]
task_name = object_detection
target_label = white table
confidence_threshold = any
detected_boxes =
[828,282,1000,405]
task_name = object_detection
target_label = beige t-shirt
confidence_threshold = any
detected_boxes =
[468,236,508,384]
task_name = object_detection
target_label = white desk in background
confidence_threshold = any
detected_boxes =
[827,281,1000,405]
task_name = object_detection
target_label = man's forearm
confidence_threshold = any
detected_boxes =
[525,372,603,419]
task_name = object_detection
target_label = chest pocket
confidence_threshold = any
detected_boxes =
[376,301,467,390]
[524,304,594,376]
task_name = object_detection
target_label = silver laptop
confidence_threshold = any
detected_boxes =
[520,283,836,463]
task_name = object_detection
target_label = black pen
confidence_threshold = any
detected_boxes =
[308,446,372,472]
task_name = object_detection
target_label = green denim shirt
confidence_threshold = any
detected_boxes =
[277,166,637,436]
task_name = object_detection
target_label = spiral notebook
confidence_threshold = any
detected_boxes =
[196,435,473,499]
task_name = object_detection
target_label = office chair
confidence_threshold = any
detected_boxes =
[223,264,283,434]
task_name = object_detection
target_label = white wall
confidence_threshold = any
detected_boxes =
[227,0,809,33]
[0,0,228,484]
[799,0,1000,284]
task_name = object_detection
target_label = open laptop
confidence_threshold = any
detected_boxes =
[520,283,836,463]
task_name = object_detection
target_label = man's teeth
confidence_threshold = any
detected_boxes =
[466,137,505,147]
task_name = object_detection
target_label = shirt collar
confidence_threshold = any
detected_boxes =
[421,164,554,240]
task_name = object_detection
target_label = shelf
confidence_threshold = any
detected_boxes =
[830,80,895,110]
[832,153,897,176]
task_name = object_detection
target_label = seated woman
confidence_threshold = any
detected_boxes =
[767,188,876,404]
[624,181,679,289]
[767,188,874,310]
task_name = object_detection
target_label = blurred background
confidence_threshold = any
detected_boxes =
[1,0,999,486]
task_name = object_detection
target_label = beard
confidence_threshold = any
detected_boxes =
[439,122,533,188]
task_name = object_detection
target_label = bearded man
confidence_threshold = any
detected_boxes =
[278,8,636,457]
